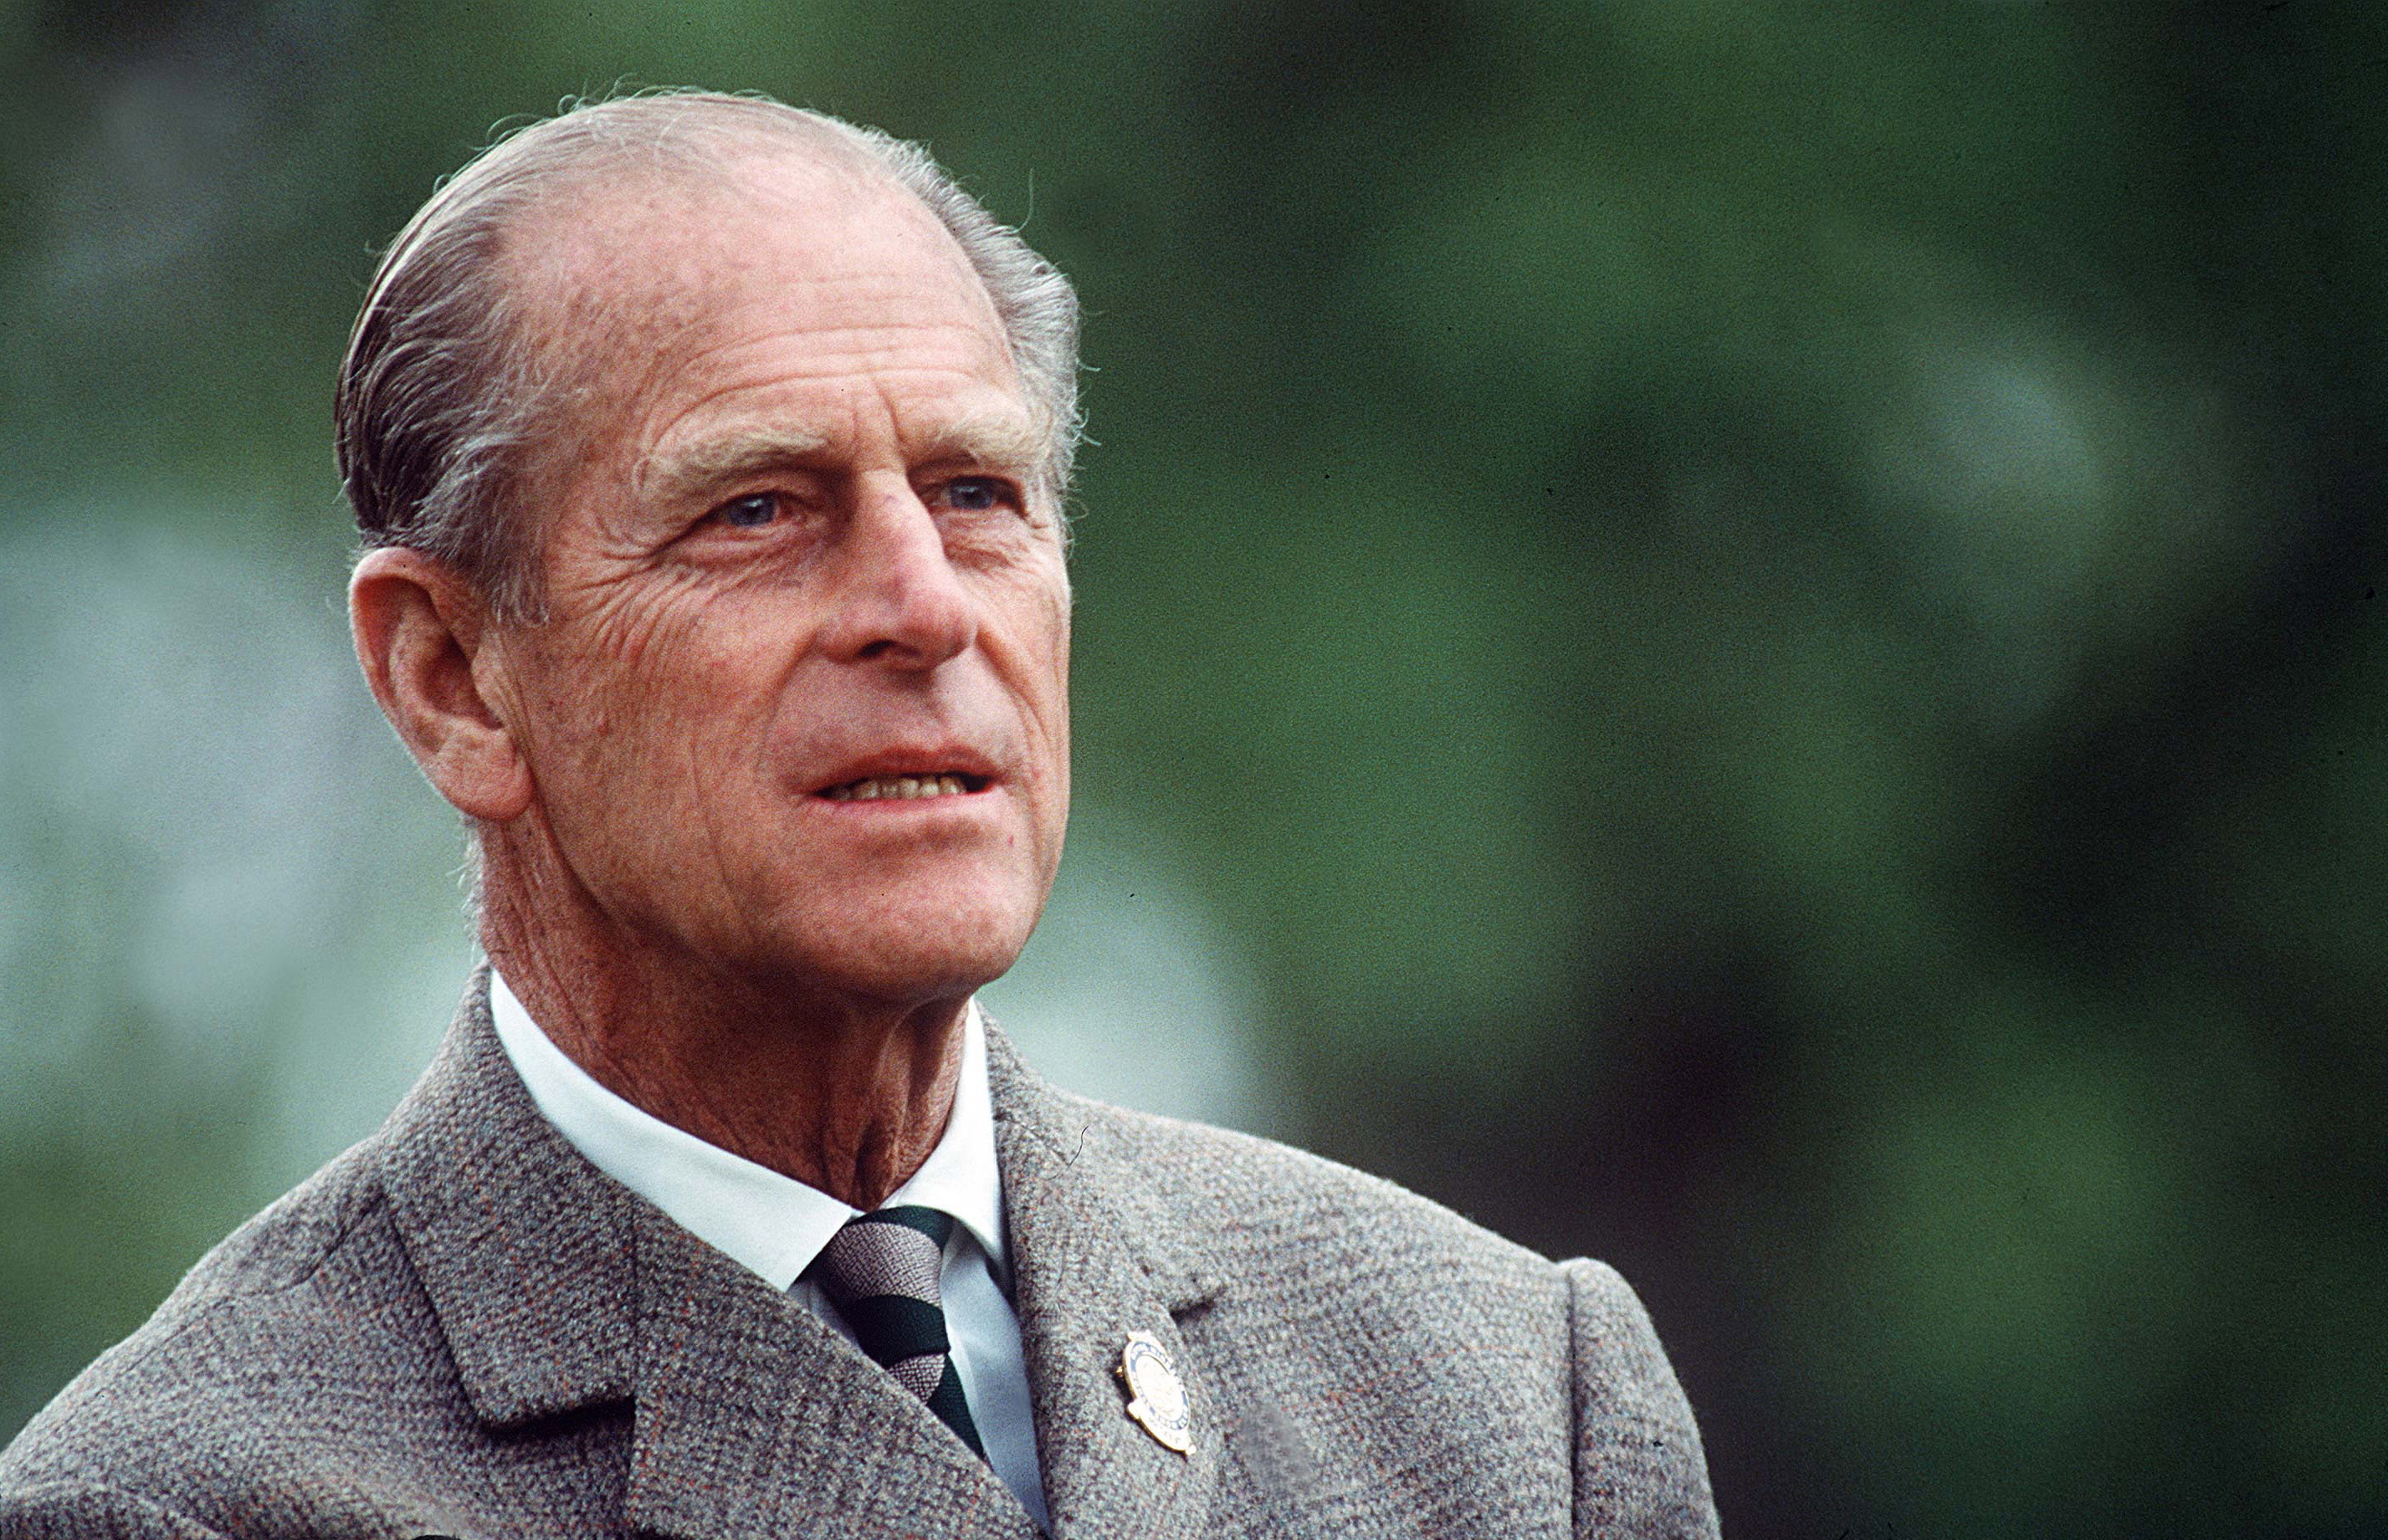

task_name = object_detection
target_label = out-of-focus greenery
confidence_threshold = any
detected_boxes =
[4,3,2383,1535]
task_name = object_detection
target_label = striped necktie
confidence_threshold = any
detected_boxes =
[807,1205,986,1458]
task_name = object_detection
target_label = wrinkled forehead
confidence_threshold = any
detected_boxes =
[497,138,1013,409]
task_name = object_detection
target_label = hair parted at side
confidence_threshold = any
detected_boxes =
[334,89,1083,622]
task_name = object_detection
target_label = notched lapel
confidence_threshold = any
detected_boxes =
[986,1025,1227,1540]
[377,976,636,1426]
[623,1210,1037,1540]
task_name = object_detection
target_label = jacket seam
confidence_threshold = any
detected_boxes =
[1563,1258,1581,1534]
[1,1475,233,1537]
[43,1185,387,1391]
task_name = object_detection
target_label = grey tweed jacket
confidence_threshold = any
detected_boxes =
[0,980,1719,1537]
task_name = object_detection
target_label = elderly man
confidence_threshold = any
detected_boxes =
[0,93,1718,1538]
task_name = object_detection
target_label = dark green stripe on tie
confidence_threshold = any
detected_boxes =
[837,1293,948,1364]
[858,1206,952,1246]
[806,1205,987,1460]
[925,1361,986,1459]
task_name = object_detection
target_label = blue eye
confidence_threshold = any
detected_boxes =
[945,478,1005,512]
[718,493,778,528]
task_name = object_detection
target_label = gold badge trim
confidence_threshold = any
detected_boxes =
[1115,1331,1194,1455]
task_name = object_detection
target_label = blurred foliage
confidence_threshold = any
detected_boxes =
[4,3,2385,1536]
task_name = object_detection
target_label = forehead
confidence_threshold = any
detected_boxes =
[503,145,1024,464]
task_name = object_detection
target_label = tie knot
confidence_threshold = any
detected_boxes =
[809,1205,954,1309]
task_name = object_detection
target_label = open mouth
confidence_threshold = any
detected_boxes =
[817,772,991,802]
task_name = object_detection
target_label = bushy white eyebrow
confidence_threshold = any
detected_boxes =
[910,413,1046,477]
[634,413,1048,509]
[636,426,832,507]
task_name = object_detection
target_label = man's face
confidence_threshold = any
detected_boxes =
[484,149,1070,1009]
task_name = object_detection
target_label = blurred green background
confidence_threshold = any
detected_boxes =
[4,3,2384,1534]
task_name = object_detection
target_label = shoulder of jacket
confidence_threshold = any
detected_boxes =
[171,1133,392,1302]
[0,1134,397,1497]
[1558,1255,1722,1537]
[1049,1087,1557,1283]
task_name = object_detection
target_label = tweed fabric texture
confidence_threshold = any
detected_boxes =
[0,975,1720,1538]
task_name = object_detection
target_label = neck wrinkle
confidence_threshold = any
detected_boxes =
[476,847,969,1209]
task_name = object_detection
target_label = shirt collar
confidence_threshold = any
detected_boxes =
[486,968,1008,1291]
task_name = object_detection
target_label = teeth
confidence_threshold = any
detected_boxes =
[822,774,974,801]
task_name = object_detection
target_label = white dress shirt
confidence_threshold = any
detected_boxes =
[487,970,1049,1529]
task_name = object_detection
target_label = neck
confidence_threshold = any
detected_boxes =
[477,844,969,1210]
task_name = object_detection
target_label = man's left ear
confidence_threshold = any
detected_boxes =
[349,546,534,823]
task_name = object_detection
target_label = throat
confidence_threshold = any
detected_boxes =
[595,1010,968,1207]
[484,913,971,1207]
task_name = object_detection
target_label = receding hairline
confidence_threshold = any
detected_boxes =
[494,123,996,306]
[337,90,1084,626]
[513,106,917,223]
[371,98,1012,421]
[485,136,1038,525]
[373,96,915,291]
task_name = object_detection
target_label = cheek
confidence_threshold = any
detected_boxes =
[1033,565,1071,693]
[1027,591,1072,815]
[1023,557,1073,687]
[526,590,747,763]
[577,566,715,677]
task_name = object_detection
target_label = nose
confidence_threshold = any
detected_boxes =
[817,476,976,669]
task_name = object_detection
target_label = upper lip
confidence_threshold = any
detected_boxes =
[806,746,1000,795]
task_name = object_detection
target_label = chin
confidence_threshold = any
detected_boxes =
[764,893,1045,1010]
[812,944,1029,1014]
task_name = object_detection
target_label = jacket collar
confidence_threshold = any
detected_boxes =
[375,974,1223,1538]
[374,971,635,1425]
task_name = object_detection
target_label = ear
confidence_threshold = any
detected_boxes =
[349,547,534,823]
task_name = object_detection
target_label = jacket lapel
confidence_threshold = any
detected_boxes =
[623,1204,1033,1539]
[375,975,637,1429]
[986,1023,1227,1540]
[377,975,1036,1539]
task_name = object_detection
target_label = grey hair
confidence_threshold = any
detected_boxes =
[335,90,1082,622]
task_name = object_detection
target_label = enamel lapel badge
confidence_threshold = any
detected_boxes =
[1116,1331,1193,1454]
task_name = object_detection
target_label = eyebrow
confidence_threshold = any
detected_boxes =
[911,414,1048,477]
[636,426,832,509]
[634,415,1052,509]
